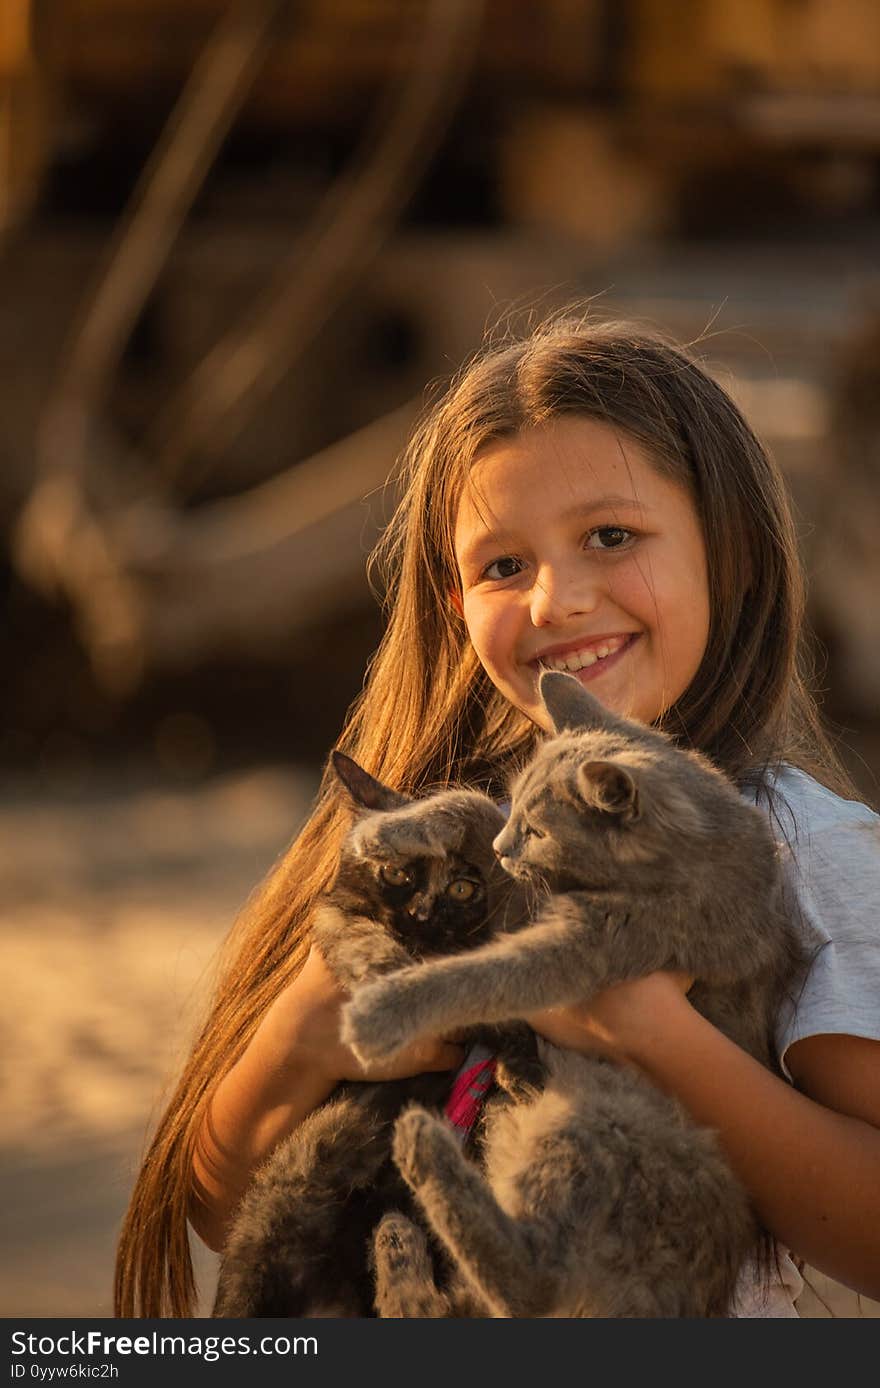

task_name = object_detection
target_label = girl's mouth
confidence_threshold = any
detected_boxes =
[534,633,640,686]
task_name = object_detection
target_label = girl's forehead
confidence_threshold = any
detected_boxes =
[467,417,657,489]
[454,418,667,536]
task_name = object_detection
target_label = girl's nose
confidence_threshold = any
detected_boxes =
[529,564,598,627]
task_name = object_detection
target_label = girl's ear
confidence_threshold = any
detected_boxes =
[576,761,640,821]
[331,751,411,812]
[448,588,464,618]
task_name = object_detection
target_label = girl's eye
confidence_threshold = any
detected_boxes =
[446,878,477,900]
[380,864,411,887]
[585,526,634,551]
[481,555,523,581]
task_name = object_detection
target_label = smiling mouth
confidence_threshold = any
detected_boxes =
[533,633,639,677]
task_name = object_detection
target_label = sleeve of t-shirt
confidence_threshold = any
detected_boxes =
[776,820,880,1080]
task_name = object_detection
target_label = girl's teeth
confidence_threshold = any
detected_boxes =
[566,651,596,670]
[543,638,628,673]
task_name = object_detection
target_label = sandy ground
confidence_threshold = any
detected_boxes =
[1,765,317,1317]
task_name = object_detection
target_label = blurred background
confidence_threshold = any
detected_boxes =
[2,0,879,1317]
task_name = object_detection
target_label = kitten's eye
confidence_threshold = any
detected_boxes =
[525,823,546,839]
[380,864,412,887]
[446,878,477,901]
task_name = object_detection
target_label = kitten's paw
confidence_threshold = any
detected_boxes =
[372,1211,448,1318]
[393,1105,460,1187]
[372,1211,429,1269]
[340,977,416,1065]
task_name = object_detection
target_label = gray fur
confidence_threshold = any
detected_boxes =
[343,673,805,1317]
[212,755,537,1319]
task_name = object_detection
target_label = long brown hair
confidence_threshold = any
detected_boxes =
[114,312,852,1315]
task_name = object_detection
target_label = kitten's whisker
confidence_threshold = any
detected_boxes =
[524,876,552,916]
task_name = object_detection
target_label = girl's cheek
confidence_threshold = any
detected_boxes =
[461,602,492,668]
[461,603,508,682]
[479,603,518,662]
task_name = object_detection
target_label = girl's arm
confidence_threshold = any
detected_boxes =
[527,977,880,1300]
[190,947,463,1253]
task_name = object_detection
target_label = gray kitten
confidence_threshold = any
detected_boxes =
[212,752,537,1319]
[343,672,804,1317]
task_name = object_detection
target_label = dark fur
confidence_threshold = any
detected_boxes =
[211,753,537,1318]
[343,673,806,1317]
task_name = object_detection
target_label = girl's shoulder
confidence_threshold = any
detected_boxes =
[749,765,879,864]
[765,764,878,838]
[762,764,880,907]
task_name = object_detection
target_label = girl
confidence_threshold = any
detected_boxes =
[115,315,880,1318]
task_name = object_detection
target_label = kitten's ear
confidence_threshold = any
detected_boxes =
[577,760,640,821]
[331,751,411,813]
[539,670,628,735]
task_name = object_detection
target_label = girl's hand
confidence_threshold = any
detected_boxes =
[524,970,694,1064]
[265,946,464,1085]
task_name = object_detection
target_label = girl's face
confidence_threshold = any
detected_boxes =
[453,416,711,732]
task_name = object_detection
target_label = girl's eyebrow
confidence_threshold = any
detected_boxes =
[556,494,652,521]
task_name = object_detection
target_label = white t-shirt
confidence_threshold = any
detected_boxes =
[732,766,880,1318]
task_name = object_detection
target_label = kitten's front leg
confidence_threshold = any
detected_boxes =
[312,902,412,991]
[342,893,620,1065]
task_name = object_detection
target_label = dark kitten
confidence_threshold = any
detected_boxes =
[343,673,805,1317]
[211,752,536,1319]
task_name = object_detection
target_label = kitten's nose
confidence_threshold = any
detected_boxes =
[492,828,511,860]
[407,896,431,922]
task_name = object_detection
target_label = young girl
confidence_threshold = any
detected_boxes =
[114,315,880,1318]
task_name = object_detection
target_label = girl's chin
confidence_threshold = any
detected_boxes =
[522,673,656,728]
